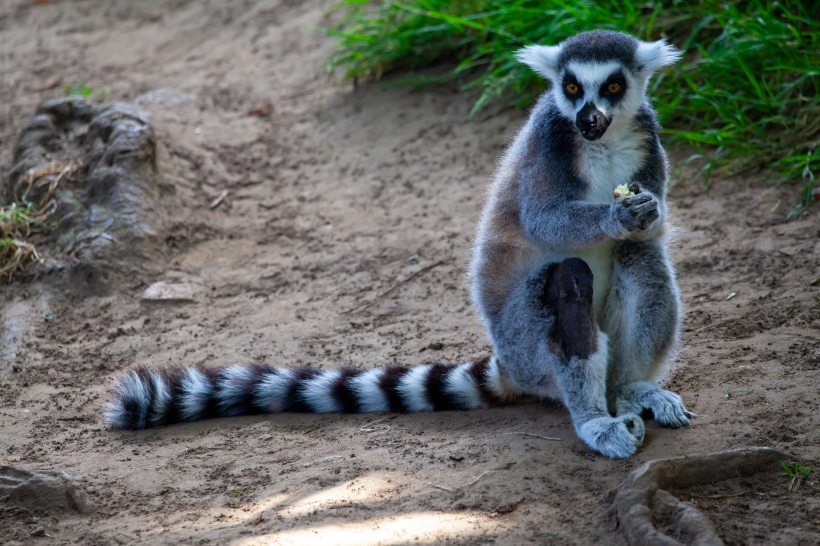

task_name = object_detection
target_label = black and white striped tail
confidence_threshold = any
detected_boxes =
[104,358,510,430]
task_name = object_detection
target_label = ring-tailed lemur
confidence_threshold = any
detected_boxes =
[105,30,691,458]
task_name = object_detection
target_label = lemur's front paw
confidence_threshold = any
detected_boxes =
[577,414,645,458]
[614,192,659,232]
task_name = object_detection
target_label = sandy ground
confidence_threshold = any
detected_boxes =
[1,1,819,545]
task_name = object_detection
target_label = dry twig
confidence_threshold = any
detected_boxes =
[503,432,561,441]
[429,470,495,493]
[343,258,450,315]
[692,319,732,334]
[689,491,750,499]
[358,417,390,433]
[303,455,344,467]
[210,190,229,209]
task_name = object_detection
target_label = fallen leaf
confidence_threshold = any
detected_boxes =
[247,104,272,116]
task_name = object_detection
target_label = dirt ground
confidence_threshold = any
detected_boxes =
[1,1,819,545]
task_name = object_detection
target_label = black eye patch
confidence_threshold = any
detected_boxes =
[600,72,627,94]
[599,72,627,105]
[562,72,584,102]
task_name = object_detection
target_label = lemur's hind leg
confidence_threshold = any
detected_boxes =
[604,239,691,428]
[491,258,644,458]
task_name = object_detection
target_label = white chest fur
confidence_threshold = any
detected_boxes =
[572,130,647,323]
[576,131,648,204]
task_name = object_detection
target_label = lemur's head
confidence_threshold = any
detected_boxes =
[517,30,680,141]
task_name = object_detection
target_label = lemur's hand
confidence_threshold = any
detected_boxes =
[612,191,659,233]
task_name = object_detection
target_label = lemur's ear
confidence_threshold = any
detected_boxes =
[635,39,681,75]
[516,45,562,81]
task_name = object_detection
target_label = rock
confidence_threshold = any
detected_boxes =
[606,447,791,546]
[495,496,524,515]
[2,98,166,294]
[141,282,195,305]
[0,465,91,513]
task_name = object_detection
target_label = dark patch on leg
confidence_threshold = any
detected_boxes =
[425,364,460,411]
[379,367,411,412]
[333,368,363,413]
[547,258,597,360]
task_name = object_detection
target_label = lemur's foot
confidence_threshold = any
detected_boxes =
[616,383,692,429]
[648,388,692,428]
[577,413,645,458]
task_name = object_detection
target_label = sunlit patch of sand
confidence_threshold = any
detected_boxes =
[231,511,493,546]
[279,475,398,517]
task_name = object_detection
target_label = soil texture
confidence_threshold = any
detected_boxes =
[1,1,818,545]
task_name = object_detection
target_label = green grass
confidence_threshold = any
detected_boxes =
[781,461,812,492]
[64,82,110,101]
[322,0,820,213]
[0,202,45,279]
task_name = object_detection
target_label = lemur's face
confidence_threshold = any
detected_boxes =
[557,61,635,141]
[516,31,680,142]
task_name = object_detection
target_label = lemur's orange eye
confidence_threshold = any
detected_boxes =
[566,83,579,94]
[607,82,621,93]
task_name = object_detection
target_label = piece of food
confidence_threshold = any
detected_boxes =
[613,184,635,199]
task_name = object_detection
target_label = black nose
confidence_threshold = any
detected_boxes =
[579,111,597,129]
[575,102,608,140]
